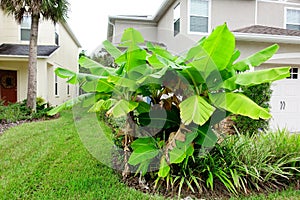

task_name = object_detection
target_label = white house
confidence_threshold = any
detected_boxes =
[0,9,81,106]
[108,0,300,131]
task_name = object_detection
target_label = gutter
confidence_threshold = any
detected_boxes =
[234,32,300,44]
[0,55,49,59]
[108,0,175,23]
[107,0,175,40]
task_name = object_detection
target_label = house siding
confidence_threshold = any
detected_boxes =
[211,0,256,30]
[113,20,158,44]
[0,9,80,106]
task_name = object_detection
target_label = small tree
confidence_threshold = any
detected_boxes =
[0,0,69,111]
[48,24,290,192]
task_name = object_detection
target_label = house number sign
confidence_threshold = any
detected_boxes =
[280,101,286,110]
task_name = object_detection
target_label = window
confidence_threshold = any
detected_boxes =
[67,84,70,96]
[55,74,59,96]
[174,3,180,36]
[55,24,59,45]
[189,0,209,33]
[287,67,298,79]
[21,15,31,41]
[286,8,300,31]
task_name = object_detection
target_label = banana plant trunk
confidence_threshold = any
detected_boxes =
[26,13,39,112]
[122,112,134,179]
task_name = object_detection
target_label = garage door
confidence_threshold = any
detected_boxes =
[270,67,300,132]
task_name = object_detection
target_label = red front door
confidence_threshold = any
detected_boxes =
[0,70,17,104]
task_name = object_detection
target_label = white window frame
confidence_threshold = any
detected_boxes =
[174,3,180,36]
[188,0,211,35]
[54,73,59,97]
[285,7,300,30]
[20,15,31,41]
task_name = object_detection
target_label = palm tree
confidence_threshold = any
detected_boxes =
[0,0,69,111]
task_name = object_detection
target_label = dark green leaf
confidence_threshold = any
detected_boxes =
[128,145,159,166]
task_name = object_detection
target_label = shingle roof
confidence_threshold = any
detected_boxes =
[233,25,300,37]
[0,43,59,57]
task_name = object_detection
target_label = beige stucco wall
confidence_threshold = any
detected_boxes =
[48,23,80,106]
[236,40,300,63]
[0,10,56,45]
[155,0,257,54]
[211,0,256,30]
[110,0,300,63]
[112,20,158,44]
[0,9,80,106]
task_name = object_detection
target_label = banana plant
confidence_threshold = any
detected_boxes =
[48,24,290,181]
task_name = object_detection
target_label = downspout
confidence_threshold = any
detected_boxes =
[107,18,115,43]
[255,0,258,25]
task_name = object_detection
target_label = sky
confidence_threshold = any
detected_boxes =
[67,0,164,54]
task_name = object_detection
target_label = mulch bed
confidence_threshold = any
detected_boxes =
[0,114,59,136]
[122,175,300,200]
[0,119,30,135]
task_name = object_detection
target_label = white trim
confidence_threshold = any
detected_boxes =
[113,18,157,26]
[255,0,258,25]
[234,32,300,44]
[270,52,300,60]
[258,0,300,6]
[187,0,211,35]
[173,2,181,36]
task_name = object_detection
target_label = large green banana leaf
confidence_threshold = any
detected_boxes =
[232,44,279,71]
[180,95,216,125]
[210,92,271,119]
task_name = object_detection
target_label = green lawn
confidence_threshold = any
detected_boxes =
[0,110,299,200]
[0,111,163,200]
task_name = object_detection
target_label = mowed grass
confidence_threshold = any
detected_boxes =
[0,111,163,200]
[0,110,299,200]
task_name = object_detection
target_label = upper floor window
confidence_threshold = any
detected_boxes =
[189,0,209,33]
[174,3,180,36]
[21,15,31,41]
[286,8,300,30]
[55,24,59,45]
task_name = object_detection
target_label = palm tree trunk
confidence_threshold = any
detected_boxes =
[26,13,39,112]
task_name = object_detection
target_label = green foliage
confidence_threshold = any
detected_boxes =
[234,83,272,135]
[195,130,300,194]
[0,111,164,200]
[0,98,53,123]
[49,24,291,198]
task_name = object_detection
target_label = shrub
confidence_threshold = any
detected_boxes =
[194,130,300,195]
[233,83,272,135]
[0,97,53,123]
